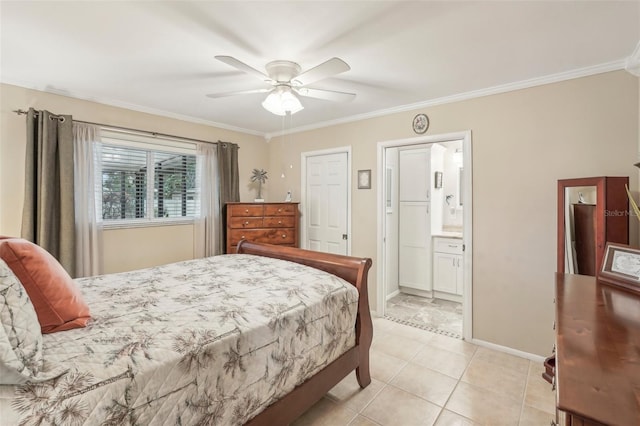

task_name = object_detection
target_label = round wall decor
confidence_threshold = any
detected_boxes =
[412,113,429,134]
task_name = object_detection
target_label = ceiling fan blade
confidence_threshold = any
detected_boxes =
[295,87,356,102]
[293,58,351,86]
[215,55,272,82]
[206,88,271,99]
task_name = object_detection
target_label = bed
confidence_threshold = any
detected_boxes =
[0,240,373,425]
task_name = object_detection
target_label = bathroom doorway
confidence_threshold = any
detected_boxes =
[376,131,472,340]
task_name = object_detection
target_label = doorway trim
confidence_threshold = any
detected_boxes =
[376,131,473,340]
[300,146,352,255]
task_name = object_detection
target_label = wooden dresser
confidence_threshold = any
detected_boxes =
[225,202,299,253]
[552,273,640,426]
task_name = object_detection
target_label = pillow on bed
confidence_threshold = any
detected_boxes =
[0,258,67,384]
[0,239,91,333]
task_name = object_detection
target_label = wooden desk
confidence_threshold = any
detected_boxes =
[555,273,640,426]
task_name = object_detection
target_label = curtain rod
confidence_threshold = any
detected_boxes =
[12,109,233,147]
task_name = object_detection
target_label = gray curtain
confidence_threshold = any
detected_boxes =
[21,108,76,275]
[216,141,240,253]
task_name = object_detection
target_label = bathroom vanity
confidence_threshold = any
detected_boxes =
[432,235,463,302]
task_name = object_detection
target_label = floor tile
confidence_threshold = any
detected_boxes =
[411,345,472,379]
[460,356,527,401]
[371,332,426,361]
[386,293,462,337]
[445,381,522,425]
[361,385,442,426]
[472,346,530,375]
[293,319,557,426]
[434,409,479,426]
[391,362,458,406]
[383,320,436,344]
[292,397,358,426]
[326,373,385,413]
[523,362,556,415]
[369,349,407,383]
[427,333,477,359]
[348,415,382,426]
[519,404,555,426]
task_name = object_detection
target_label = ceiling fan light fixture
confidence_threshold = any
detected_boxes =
[262,86,304,116]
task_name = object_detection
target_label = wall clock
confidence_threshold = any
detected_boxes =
[412,113,429,134]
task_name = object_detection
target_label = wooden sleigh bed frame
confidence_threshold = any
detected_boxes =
[237,240,373,425]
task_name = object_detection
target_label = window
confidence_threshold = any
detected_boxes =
[98,130,199,225]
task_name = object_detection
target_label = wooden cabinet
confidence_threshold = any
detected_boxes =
[551,274,640,425]
[433,237,463,301]
[225,202,299,253]
[557,177,628,275]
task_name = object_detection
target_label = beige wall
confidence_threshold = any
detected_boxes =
[1,71,638,356]
[0,83,268,272]
[267,71,639,356]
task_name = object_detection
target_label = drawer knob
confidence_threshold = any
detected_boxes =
[282,234,287,238]
[245,209,249,213]
[241,235,245,239]
[278,220,282,224]
[245,221,249,225]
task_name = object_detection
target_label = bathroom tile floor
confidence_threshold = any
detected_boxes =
[385,293,463,338]
[292,317,555,426]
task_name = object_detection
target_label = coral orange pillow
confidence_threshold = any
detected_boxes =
[0,239,90,333]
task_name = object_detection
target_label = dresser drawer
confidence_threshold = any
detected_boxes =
[229,217,263,229]
[229,204,264,217]
[263,216,296,228]
[433,237,463,255]
[228,228,296,245]
[264,204,296,216]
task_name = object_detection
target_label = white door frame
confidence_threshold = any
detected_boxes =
[376,131,473,340]
[301,146,352,255]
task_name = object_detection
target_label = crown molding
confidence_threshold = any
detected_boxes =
[264,59,627,139]
[625,40,640,77]
[3,56,628,142]
[1,79,264,138]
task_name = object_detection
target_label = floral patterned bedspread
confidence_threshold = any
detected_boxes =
[0,254,359,425]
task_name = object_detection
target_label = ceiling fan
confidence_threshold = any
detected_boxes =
[207,56,356,116]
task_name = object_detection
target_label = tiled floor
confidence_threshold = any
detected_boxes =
[293,317,555,426]
[385,293,463,338]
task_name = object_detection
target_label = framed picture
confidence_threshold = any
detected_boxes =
[357,169,371,189]
[434,171,443,189]
[598,242,640,294]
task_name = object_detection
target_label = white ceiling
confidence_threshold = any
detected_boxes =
[2,1,639,138]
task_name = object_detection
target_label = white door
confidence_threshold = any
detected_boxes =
[399,147,430,202]
[305,152,348,254]
[398,201,431,290]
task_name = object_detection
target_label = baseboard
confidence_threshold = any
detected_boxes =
[385,289,400,301]
[399,286,433,298]
[469,338,546,363]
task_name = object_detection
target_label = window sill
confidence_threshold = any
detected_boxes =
[102,218,197,230]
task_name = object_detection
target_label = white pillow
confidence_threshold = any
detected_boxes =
[0,258,66,384]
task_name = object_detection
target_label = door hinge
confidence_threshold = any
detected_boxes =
[342,234,348,240]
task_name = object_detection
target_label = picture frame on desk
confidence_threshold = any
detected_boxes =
[598,242,640,295]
